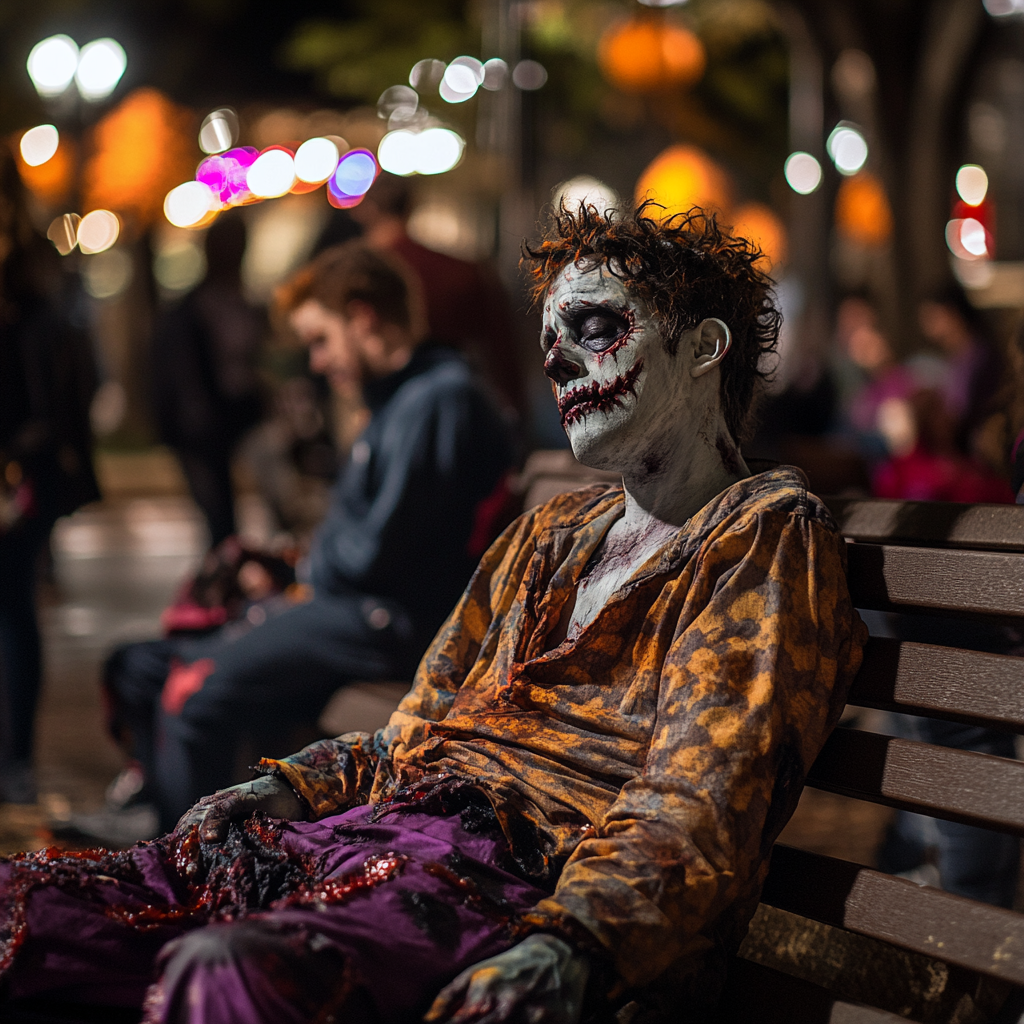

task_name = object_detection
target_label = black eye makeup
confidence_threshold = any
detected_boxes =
[574,309,630,352]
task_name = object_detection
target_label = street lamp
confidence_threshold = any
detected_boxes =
[26,34,126,101]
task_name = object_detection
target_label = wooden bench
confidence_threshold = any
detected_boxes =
[722,495,1024,1024]
[325,454,1024,1023]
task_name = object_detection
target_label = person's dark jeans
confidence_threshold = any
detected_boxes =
[878,715,1020,908]
[175,448,237,548]
[105,591,420,831]
[0,515,53,765]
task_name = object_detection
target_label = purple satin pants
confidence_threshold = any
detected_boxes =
[0,805,547,1024]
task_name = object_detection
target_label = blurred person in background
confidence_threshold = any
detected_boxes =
[344,172,525,418]
[0,143,100,803]
[916,286,1002,457]
[86,242,513,840]
[150,212,264,548]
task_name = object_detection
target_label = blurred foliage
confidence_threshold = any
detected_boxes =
[281,0,788,191]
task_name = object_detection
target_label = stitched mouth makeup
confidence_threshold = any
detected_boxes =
[557,360,644,427]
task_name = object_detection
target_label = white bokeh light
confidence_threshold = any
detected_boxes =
[955,164,989,206]
[199,108,238,155]
[378,131,421,176]
[295,137,340,183]
[377,128,464,176]
[960,218,988,257]
[74,39,127,100]
[512,60,548,90]
[826,125,868,175]
[27,35,79,97]
[416,129,464,174]
[983,0,1024,15]
[440,58,482,103]
[77,210,120,254]
[164,182,217,228]
[554,175,619,213]
[784,152,823,194]
[247,149,297,198]
[19,125,59,167]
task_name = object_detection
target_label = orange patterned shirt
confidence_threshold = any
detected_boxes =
[261,467,866,994]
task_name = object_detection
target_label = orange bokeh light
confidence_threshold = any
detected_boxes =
[15,134,75,207]
[83,88,197,230]
[729,202,787,269]
[634,144,732,218]
[599,15,705,94]
[835,171,893,247]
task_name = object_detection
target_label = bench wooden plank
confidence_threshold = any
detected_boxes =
[845,543,1024,619]
[806,729,1024,836]
[826,497,1024,552]
[848,637,1024,732]
[761,845,1024,984]
[720,959,910,1023]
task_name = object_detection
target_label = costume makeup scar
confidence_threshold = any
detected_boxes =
[557,359,644,427]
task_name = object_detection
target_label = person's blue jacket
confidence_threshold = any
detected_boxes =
[308,344,514,645]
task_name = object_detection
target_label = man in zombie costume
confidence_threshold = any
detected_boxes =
[0,207,866,1024]
[101,242,514,835]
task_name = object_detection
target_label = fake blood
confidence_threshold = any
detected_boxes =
[558,359,644,427]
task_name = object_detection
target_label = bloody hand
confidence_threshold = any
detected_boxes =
[425,934,589,1024]
[174,776,307,843]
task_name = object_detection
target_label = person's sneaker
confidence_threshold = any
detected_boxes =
[0,760,37,804]
[53,803,160,848]
[104,764,151,810]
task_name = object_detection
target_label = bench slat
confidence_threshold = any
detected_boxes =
[845,544,1024,619]
[826,497,1024,552]
[848,637,1024,732]
[806,729,1024,836]
[720,958,910,1024]
[762,845,1024,984]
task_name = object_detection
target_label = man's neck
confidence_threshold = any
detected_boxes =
[619,414,749,534]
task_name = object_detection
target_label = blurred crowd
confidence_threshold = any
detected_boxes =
[754,285,1024,506]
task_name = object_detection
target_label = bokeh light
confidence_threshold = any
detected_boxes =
[154,240,207,291]
[983,0,1024,15]
[377,129,463,176]
[81,248,133,299]
[955,164,989,206]
[77,209,120,253]
[247,147,296,198]
[409,59,446,91]
[47,213,81,255]
[84,88,198,228]
[554,176,619,215]
[378,131,420,176]
[835,171,893,246]
[635,144,732,216]
[333,149,378,195]
[19,125,60,167]
[17,134,74,205]
[512,60,548,91]
[783,152,822,195]
[441,57,484,103]
[377,85,419,123]
[956,218,989,258]
[482,58,508,91]
[599,17,704,94]
[75,39,127,101]
[27,35,79,97]
[164,181,216,228]
[730,203,787,268]
[199,108,239,155]
[294,137,340,184]
[827,124,868,175]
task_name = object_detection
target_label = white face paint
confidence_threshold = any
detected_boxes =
[541,263,708,476]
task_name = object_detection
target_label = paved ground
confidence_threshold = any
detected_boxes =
[0,487,894,865]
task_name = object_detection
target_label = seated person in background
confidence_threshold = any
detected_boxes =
[96,242,514,836]
[0,206,866,1024]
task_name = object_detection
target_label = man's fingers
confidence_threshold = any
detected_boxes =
[198,803,235,842]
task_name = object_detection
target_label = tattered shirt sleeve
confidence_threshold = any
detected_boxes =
[257,509,540,819]
[519,508,866,989]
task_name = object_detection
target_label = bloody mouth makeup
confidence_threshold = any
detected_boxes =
[557,359,644,427]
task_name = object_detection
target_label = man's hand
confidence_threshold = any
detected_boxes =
[425,934,589,1024]
[174,776,306,842]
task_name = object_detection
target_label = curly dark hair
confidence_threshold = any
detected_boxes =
[521,202,782,443]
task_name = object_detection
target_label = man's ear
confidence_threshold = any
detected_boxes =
[690,318,732,379]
